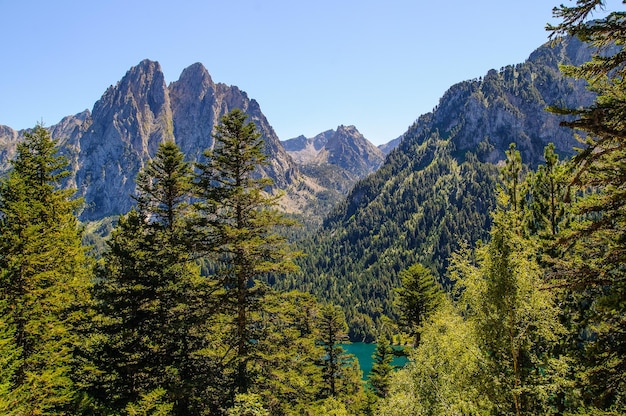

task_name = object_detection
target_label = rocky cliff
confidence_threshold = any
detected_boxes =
[282,125,385,194]
[399,36,595,166]
[289,36,599,339]
[0,60,300,221]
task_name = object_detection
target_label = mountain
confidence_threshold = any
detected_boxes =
[282,130,334,164]
[0,60,313,221]
[281,36,597,341]
[282,125,385,194]
[378,136,401,155]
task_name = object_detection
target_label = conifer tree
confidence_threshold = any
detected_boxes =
[192,108,300,400]
[524,143,572,241]
[315,303,365,414]
[548,2,626,408]
[395,263,443,346]
[90,141,204,414]
[0,125,93,414]
[501,143,524,213]
[369,335,394,398]
[316,304,350,399]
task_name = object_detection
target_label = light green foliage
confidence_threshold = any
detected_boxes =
[501,143,524,212]
[458,197,568,415]
[124,388,174,416]
[379,300,489,416]
[226,393,270,416]
[376,369,424,416]
[0,125,93,414]
[251,290,324,414]
[0,299,21,415]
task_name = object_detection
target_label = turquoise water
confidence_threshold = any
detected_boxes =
[341,342,409,380]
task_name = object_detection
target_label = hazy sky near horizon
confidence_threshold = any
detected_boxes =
[0,1,615,145]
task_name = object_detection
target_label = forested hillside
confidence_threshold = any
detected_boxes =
[2,1,626,414]
[280,35,598,342]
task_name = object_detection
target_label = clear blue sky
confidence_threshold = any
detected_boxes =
[0,1,613,145]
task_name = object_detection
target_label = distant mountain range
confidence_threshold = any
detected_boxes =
[281,36,598,340]
[0,35,599,340]
[282,125,386,194]
[0,61,387,223]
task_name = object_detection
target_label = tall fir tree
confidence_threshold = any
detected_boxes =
[316,304,350,399]
[315,302,365,414]
[524,143,572,242]
[0,125,93,414]
[192,108,301,403]
[548,2,626,409]
[394,263,443,347]
[369,335,394,399]
[89,141,207,415]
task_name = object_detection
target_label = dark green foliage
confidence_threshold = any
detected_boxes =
[395,263,443,346]
[88,141,205,414]
[524,143,572,241]
[0,125,93,414]
[369,336,394,398]
[192,109,301,401]
[316,304,350,398]
[315,303,366,414]
[548,3,626,410]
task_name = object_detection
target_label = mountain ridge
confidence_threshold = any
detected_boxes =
[284,36,597,340]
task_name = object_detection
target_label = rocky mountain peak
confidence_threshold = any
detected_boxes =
[317,125,385,177]
[282,130,334,164]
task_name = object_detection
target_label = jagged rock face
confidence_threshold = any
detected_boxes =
[0,125,20,172]
[1,60,300,221]
[168,62,297,189]
[378,136,401,155]
[67,59,175,219]
[283,126,384,177]
[315,125,385,178]
[282,126,384,196]
[399,36,596,166]
[282,130,334,164]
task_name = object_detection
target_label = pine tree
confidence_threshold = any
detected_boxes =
[90,141,204,414]
[501,143,524,213]
[369,335,394,398]
[316,304,350,399]
[395,263,443,346]
[0,124,93,414]
[524,143,572,241]
[192,108,300,400]
[548,2,626,408]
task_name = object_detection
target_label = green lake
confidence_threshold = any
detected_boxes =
[341,342,409,380]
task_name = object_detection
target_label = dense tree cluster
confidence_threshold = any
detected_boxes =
[378,3,626,410]
[0,113,365,415]
[2,2,626,414]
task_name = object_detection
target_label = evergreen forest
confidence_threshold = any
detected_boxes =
[2,1,626,414]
